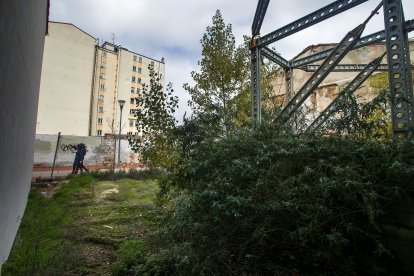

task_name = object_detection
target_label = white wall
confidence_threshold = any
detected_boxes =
[37,22,97,136]
[0,0,48,268]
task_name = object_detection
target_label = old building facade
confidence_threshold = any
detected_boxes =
[37,22,165,136]
[272,41,414,116]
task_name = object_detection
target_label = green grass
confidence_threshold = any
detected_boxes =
[1,175,161,275]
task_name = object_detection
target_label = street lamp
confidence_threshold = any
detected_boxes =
[118,100,126,167]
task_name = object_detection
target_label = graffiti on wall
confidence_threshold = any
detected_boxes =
[60,143,78,153]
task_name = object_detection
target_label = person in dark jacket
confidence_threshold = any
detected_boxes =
[75,144,89,174]
[71,144,82,174]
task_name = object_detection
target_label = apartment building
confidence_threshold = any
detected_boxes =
[91,42,165,136]
[37,22,165,136]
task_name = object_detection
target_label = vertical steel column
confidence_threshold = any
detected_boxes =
[284,68,294,103]
[383,0,414,139]
[251,43,262,123]
[51,132,61,179]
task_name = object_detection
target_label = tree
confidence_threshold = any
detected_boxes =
[184,10,249,135]
[127,66,179,167]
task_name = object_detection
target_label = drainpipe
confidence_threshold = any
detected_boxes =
[88,41,99,136]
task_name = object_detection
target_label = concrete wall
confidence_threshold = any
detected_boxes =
[34,134,139,167]
[37,22,97,136]
[0,0,48,268]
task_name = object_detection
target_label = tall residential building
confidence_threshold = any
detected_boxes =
[37,22,165,136]
[91,42,165,136]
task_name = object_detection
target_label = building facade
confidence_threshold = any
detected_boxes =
[37,22,165,137]
[91,42,165,137]
[272,41,414,115]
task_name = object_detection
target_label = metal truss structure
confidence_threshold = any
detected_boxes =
[250,0,414,138]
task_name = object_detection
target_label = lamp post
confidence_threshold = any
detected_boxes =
[118,100,126,167]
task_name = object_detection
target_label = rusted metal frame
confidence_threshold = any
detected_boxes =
[290,19,414,68]
[276,23,367,123]
[260,47,289,68]
[383,0,414,139]
[306,54,386,133]
[257,0,368,47]
[303,63,388,72]
[252,0,270,37]
[251,46,262,123]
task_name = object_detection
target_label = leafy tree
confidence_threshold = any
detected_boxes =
[127,66,179,167]
[184,10,249,135]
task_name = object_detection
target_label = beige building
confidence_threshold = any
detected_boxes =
[272,41,414,115]
[91,42,165,136]
[37,22,165,136]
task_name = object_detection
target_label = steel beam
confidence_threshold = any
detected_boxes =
[291,19,414,68]
[257,0,368,47]
[251,47,262,123]
[285,68,294,102]
[383,0,414,139]
[261,47,289,68]
[306,54,386,133]
[276,23,367,123]
[252,0,270,37]
[302,63,388,72]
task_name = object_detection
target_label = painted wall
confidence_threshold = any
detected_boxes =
[37,22,97,136]
[0,0,48,268]
[34,134,139,167]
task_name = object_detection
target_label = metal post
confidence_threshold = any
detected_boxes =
[117,100,125,166]
[51,132,61,179]
[383,0,414,139]
[251,42,261,123]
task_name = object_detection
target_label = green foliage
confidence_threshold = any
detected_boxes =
[184,10,249,135]
[138,124,414,275]
[128,67,179,167]
[2,176,94,275]
[322,90,392,140]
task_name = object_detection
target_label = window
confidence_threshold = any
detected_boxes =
[159,74,163,79]
[102,51,107,57]
[131,87,135,93]
[132,66,136,72]
[138,57,142,63]
[130,98,134,104]
[136,88,141,94]
[137,78,141,84]
[97,130,102,135]
[98,118,103,124]
[100,84,105,90]
[99,95,104,101]
[150,61,154,67]
[133,55,137,61]
[132,76,136,82]
[130,109,136,114]
[129,120,134,127]
[101,62,106,68]
[98,107,103,113]
[138,67,142,73]
[100,73,106,79]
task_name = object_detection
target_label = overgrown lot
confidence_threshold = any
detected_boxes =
[1,173,162,275]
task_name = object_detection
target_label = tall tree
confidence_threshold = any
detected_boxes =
[128,66,179,167]
[184,10,249,135]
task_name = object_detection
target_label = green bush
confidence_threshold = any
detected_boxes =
[148,124,414,275]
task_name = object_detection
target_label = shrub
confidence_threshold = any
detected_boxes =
[151,124,414,275]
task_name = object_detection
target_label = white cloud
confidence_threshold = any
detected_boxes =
[50,0,414,119]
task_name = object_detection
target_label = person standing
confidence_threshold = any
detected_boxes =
[71,144,82,174]
[75,144,89,174]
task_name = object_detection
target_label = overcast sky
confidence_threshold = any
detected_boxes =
[50,0,414,119]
